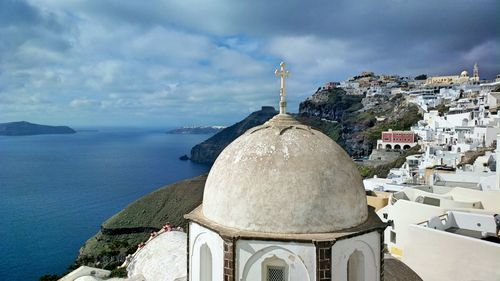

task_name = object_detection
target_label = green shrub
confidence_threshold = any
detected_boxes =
[109,267,128,278]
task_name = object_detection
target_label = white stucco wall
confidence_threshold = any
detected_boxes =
[404,225,500,281]
[378,200,446,257]
[236,239,316,281]
[426,186,500,210]
[379,188,500,257]
[427,211,498,235]
[189,222,224,281]
[331,231,380,281]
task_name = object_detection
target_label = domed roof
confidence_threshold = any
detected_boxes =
[127,231,187,281]
[461,70,469,77]
[202,114,368,234]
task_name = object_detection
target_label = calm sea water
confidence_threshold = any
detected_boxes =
[0,129,211,281]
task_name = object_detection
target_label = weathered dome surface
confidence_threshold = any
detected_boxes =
[127,231,187,281]
[202,114,368,233]
[461,70,469,77]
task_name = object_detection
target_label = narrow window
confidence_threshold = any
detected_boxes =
[347,250,365,281]
[390,230,397,244]
[200,244,212,281]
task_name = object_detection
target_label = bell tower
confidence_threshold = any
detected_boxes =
[473,63,479,82]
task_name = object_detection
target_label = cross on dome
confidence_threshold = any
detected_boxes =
[275,61,290,114]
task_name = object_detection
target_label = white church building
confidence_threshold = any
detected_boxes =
[185,62,387,281]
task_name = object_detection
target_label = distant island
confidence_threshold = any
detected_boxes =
[166,126,225,135]
[0,121,76,136]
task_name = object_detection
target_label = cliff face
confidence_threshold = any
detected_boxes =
[0,121,76,136]
[298,89,421,157]
[190,106,278,163]
[299,88,364,121]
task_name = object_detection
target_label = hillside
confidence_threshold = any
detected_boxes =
[298,89,422,157]
[190,106,278,163]
[74,174,207,270]
[0,121,76,136]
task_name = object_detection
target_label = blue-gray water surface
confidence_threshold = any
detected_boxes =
[0,129,210,281]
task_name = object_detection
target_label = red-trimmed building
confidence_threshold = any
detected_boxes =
[377,129,417,150]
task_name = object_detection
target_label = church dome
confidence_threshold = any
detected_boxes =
[460,70,469,77]
[202,114,368,233]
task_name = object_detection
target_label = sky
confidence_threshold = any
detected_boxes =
[0,0,499,127]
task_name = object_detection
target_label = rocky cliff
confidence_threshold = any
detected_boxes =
[190,106,278,163]
[298,89,421,157]
[0,121,76,136]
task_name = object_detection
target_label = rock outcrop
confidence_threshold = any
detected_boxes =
[299,89,421,157]
[299,88,364,121]
[0,121,76,136]
[190,106,278,164]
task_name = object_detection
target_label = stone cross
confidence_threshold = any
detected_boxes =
[275,61,290,114]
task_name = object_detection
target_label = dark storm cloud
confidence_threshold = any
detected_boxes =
[0,0,74,66]
[207,0,499,76]
[60,0,499,76]
[0,0,498,126]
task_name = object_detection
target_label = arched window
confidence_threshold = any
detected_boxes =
[385,144,392,150]
[200,244,212,281]
[261,256,287,281]
[403,145,411,150]
[394,144,401,150]
[347,250,365,281]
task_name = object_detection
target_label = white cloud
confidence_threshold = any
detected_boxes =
[70,98,98,108]
[0,0,498,126]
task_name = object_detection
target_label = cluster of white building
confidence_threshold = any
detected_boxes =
[364,67,500,280]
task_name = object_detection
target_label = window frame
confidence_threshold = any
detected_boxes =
[261,255,288,281]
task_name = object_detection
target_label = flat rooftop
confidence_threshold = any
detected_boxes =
[446,227,500,244]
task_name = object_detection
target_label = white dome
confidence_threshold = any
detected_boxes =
[202,114,368,233]
[460,70,469,77]
[127,231,187,281]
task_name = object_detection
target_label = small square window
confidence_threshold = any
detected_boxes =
[267,266,285,281]
[390,230,397,244]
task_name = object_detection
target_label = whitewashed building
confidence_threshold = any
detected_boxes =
[404,211,500,281]
[377,186,500,259]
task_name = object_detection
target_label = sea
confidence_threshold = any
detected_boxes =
[0,128,211,281]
